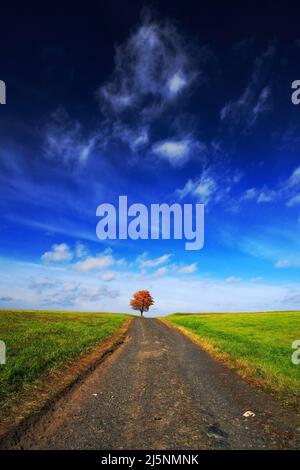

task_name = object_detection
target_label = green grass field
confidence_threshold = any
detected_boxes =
[0,310,129,412]
[165,311,300,408]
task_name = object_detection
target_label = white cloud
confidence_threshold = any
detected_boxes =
[275,257,300,268]
[287,165,300,187]
[29,276,58,293]
[153,266,168,277]
[225,276,242,283]
[275,259,290,268]
[287,194,300,207]
[152,139,191,165]
[239,164,300,212]
[63,283,79,293]
[176,164,243,207]
[168,72,187,95]
[250,276,263,282]
[152,137,206,166]
[240,187,277,204]
[257,189,277,203]
[44,107,98,166]
[79,286,119,301]
[75,254,114,272]
[112,124,149,152]
[41,243,73,262]
[75,242,89,259]
[220,45,274,134]
[138,252,172,269]
[241,188,258,201]
[176,263,197,274]
[177,170,218,204]
[98,18,197,119]
[130,130,149,151]
[2,257,300,315]
[101,271,116,282]
[193,175,217,203]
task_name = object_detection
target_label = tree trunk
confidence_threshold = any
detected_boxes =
[140,310,143,318]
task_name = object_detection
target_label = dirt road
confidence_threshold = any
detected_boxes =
[7,318,300,449]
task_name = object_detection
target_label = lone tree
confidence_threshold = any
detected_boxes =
[130,290,154,317]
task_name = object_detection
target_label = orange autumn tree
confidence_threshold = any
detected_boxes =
[130,290,154,317]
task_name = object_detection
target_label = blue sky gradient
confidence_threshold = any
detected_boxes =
[1,3,300,314]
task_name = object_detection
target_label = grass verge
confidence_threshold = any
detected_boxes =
[0,310,130,426]
[163,311,300,410]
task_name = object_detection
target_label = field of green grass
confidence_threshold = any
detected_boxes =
[0,310,129,412]
[165,311,300,408]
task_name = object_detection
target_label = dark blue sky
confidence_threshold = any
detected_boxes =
[1,1,300,314]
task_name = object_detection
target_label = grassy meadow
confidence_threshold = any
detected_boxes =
[0,310,129,413]
[165,311,300,408]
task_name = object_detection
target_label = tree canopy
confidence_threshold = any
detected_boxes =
[130,290,154,317]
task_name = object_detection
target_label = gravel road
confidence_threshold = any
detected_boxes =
[10,318,300,450]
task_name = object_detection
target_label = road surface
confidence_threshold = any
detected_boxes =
[8,318,300,449]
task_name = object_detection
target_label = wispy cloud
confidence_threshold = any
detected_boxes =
[75,242,89,259]
[286,194,300,207]
[29,276,58,292]
[275,259,290,268]
[112,124,149,152]
[44,107,99,166]
[239,164,300,211]
[95,13,207,158]
[152,266,169,277]
[41,284,119,306]
[176,167,241,205]
[288,165,300,187]
[78,286,119,300]
[175,263,197,274]
[97,16,198,119]
[177,172,217,204]
[101,271,116,282]
[1,254,300,314]
[225,276,242,283]
[136,253,197,276]
[275,258,300,268]
[220,44,274,134]
[137,252,172,269]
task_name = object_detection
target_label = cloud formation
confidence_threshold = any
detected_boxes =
[101,271,116,282]
[94,13,207,163]
[98,17,197,119]
[138,252,172,269]
[176,263,197,274]
[41,243,73,262]
[240,164,300,211]
[152,138,204,166]
[177,167,241,205]
[220,45,274,134]
[44,107,98,166]
[75,253,114,272]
